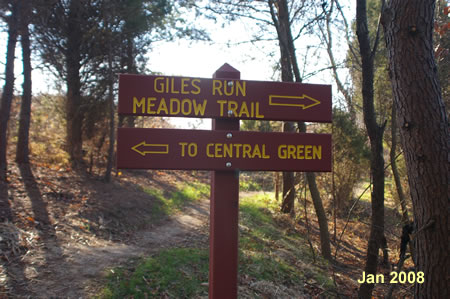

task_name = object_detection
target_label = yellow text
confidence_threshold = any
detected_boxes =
[154,77,201,95]
[212,80,246,97]
[278,145,322,160]
[179,142,198,157]
[206,143,270,159]
[217,100,264,119]
[132,97,207,116]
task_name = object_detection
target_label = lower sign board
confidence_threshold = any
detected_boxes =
[117,128,331,172]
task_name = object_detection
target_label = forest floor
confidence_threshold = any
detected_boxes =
[0,160,414,298]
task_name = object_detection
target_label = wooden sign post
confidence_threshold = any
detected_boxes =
[117,63,332,299]
[209,64,240,298]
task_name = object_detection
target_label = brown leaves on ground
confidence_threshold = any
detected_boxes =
[1,159,413,298]
[294,199,415,298]
[0,161,209,297]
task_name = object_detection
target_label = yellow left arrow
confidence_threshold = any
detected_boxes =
[132,141,169,156]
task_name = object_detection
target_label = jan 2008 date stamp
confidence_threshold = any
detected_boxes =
[357,271,424,284]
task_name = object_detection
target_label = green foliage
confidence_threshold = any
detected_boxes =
[241,120,280,132]
[241,197,277,237]
[100,192,335,298]
[333,109,370,165]
[332,108,370,212]
[101,248,209,298]
[143,181,209,219]
[347,0,392,122]
[239,193,334,290]
[239,172,274,192]
[239,178,262,192]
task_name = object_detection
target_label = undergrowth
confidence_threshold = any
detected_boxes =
[101,248,209,298]
[99,191,335,298]
[143,181,209,220]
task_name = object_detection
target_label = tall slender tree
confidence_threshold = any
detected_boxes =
[34,0,205,168]
[389,104,409,225]
[382,0,449,297]
[356,0,387,297]
[33,0,95,167]
[0,0,19,181]
[16,0,33,165]
[205,0,332,260]
[269,0,332,260]
[102,0,117,182]
[316,1,372,219]
[269,0,297,216]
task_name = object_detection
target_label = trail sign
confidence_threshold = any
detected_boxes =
[118,74,332,123]
[117,128,331,172]
[116,63,333,299]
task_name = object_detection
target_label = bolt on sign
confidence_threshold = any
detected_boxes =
[117,128,331,172]
[118,74,332,123]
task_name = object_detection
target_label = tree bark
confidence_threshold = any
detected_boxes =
[274,171,280,202]
[319,0,356,120]
[307,172,332,260]
[0,1,19,181]
[269,0,331,259]
[281,121,296,215]
[382,1,449,297]
[390,104,409,225]
[270,0,296,215]
[298,122,332,261]
[356,0,386,297]
[124,35,135,128]
[104,10,115,183]
[16,1,32,165]
[66,0,84,167]
[277,1,296,214]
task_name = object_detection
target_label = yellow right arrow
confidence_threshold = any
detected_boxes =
[269,94,321,109]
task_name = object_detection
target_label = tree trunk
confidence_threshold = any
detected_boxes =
[382,1,449,297]
[269,0,331,258]
[16,1,32,165]
[0,1,19,181]
[299,122,332,260]
[306,172,332,260]
[124,35,135,128]
[390,104,409,225]
[281,121,296,215]
[66,0,84,167]
[320,0,356,121]
[270,0,297,215]
[104,12,115,182]
[274,171,280,202]
[356,0,386,297]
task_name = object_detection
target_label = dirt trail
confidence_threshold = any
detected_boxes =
[6,199,210,298]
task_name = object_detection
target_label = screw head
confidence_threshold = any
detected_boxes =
[226,133,232,139]
[226,162,232,168]
[227,110,234,116]
[227,81,234,87]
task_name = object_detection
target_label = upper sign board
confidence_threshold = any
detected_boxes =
[117,128,331,172]
[118,74,332,123]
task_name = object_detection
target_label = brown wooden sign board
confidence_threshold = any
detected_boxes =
[117,128,331,172]
[116,64,333,299]
[118,74,332,123]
